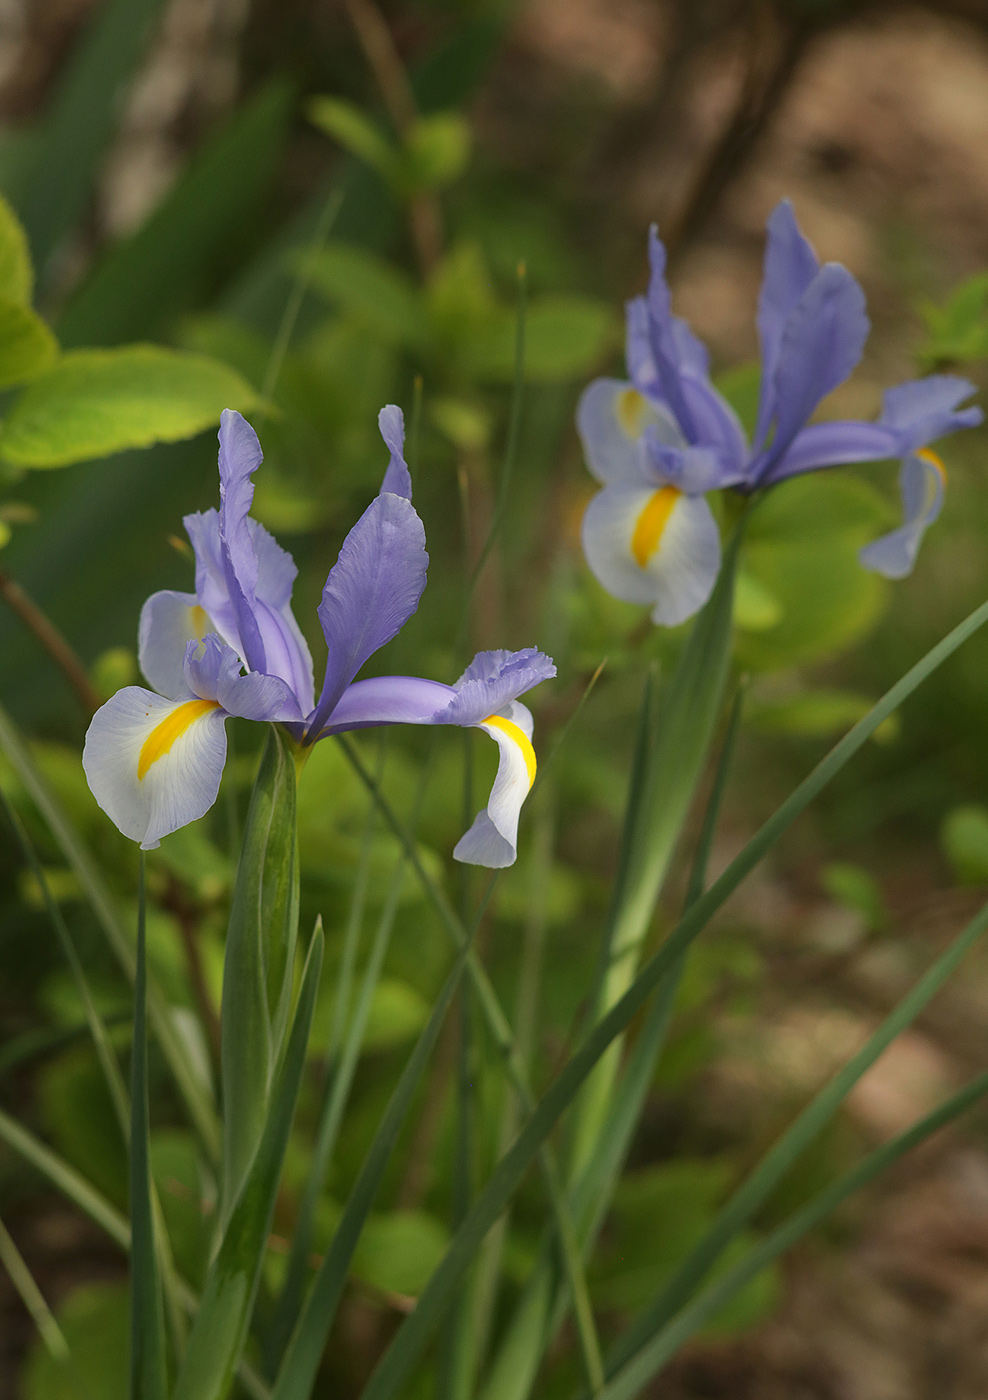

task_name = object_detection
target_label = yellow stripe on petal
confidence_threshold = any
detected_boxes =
[917,447,947,483]
[138,699,220,780]
[617,388,648,439]
[631,485,680,567]
[482,715,536,788]
[189,604,211,637]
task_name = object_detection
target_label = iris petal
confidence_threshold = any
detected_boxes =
[581,482,721,626]
[859,450,945,579]
[576,378,680,486]
[138,589,213,700]
[83,686,228,850]
[454,701,537,868]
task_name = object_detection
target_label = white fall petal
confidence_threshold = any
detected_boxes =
[453,701,537,868]
[581,481,721,626]
[576,378,683,486]
[82,686,228,850]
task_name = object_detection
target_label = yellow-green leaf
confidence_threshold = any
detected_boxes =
[0,194,34,305]
[307,96,401,187]
[0,298,57,388]
[0,345,257,468]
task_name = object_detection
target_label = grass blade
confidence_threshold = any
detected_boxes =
[0,1212,70,1361]
[270,880,495,1400]
[173,925,324,1400]
[0,701,220,1158]
[598,1067,988,1400]
[129,853,167,1400]
[356,590,988,1400]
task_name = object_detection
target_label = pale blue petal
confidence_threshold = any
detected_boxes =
[138,590,213,700]
[249,519,315,713]
[312,675,455,735]
[443,649,556,727]
[760,420,899,485]
[309,492,429,735]
[877,376,982,452]
[216,409,267,673]
[82,687,228,850]
[576,377,680,486]
[183,634,301,721]
[754,200,820,447]
[379,404,412,499]
[645,438,747,494]
[859,451,945,579]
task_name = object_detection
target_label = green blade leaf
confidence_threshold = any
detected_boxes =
[0,1213,70,1361]
[598,1067,988,1400]
[0,345,257,468]
[56,82,293,348]
[220,727,299,1225]
[129,855,167,1400]
[0,297,58,387]
[270,892,489,1400]
[173,925,324,1400]
[357,590,988,1400]
[11,0,167,283]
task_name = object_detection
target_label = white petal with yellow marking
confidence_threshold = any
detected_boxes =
[83,686,227,850]
[139,590,219,700]
[581,482,721,626]
[576,378,683,486]
[454,701,536,868]
[859,448,945,579]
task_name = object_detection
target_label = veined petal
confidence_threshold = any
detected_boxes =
[82,687,228,850]
[877,375,983,453]
[444,648,556,727]
[138,590,215,700]
[309,492,429,735]
[454,701,536,868]
[314,674,456,735]
[378,404,412,499]
[217,409,267,673]
[859,449,945,579]
[576,378,681,486]
[250,520,315,714]
[581,482,721,626]
[645,439,747,494]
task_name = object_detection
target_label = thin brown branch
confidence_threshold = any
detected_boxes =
[340,0,444,276]
[0,568,101,715]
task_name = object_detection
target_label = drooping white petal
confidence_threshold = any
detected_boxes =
[454,701,536,869]
[138,590,216,700]
[859,449,945,579]
[82,687,228,850]
[576,378,682,486]
[581,482,721,626]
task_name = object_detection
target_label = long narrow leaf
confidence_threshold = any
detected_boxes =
[129,854,167,1400]
[0,702,220,1157]
[173,925,324,1400]
[0,1212,70,1360]
[597,1067,988,1400]
[270,882,495,1400]
[357,591,988,1400]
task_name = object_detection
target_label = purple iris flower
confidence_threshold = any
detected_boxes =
[83,408,554,866]
[577,200,982,625]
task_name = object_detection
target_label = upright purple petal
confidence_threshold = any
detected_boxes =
[250,521,315,714]
[378,405,412,499]
[216,409,267,673]
[308,493,429,736]
[754,200,820,448]
[752,263,869,484]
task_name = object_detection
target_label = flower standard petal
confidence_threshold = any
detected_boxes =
[453,701,537,868]
[754,199,820,447]
[378,404,412,498]
[309,492,429,736]
[138,590,215,699]
[216,409,267,673]
[82,687,228,850]
[581,482,721,626]
[859,449,946,579]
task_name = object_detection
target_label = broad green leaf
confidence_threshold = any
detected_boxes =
[0,297,57,387]
[737,472,892,671]
[0,193,33,303]
[919,273,988,368]
[57,83,292,348]
[220,728,299,1225]
[941,804,988,884]
[305,243,425,346]
[0,345,257,468]
[353,1210,449,1296]
[308,96,402,187]
[402,112,471,190]
[22,1283,129,1400]
[174,928,323,1400]
[746,688,899,743]
[473,295,615,383]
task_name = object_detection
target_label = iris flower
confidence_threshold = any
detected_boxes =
[83,408,554,867]
[577,200,982,625]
